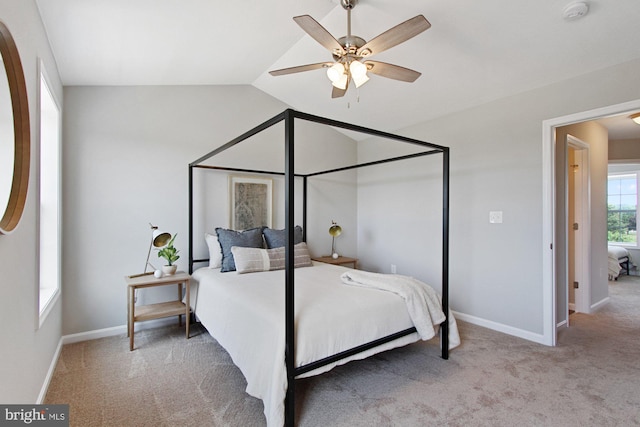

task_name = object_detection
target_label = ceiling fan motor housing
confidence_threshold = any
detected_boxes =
[341,0,357,10]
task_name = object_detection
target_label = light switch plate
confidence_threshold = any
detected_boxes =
[489,211,503,224]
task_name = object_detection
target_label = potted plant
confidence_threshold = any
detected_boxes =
[157,234,180,275]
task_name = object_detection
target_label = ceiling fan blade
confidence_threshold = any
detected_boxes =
[331,85,347,98]
[358,15,431,57]
[269,62,332,76]
[293,15,345,56]
[365,60,421,82]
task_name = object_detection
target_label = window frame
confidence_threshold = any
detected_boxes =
[37,60,62,328]
[607,170,639,248]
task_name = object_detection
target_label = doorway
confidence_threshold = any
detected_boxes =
[542,99,640,346]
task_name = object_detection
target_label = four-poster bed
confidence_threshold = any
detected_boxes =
[188,109,455,426]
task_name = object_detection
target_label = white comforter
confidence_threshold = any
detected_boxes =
[191,262,458,427]
[608,246,629,280]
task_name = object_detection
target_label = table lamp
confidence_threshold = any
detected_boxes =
[329,221,342,259]
[128,223,171,278]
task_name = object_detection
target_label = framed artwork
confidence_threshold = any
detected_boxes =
[229,176,273,230]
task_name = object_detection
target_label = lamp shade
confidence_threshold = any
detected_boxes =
[332,73,348,90]
[349,60,367,79]
[327,63,345,83]
[153,231,171,247]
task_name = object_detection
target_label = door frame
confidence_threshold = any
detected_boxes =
[542,99,640,346]
[566,135,590,316]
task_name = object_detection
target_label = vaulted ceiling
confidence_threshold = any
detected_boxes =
[36,0,640,136]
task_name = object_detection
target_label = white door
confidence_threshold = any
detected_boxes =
[567,135,590,317]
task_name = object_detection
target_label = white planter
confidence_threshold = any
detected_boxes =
[162,265,177,275]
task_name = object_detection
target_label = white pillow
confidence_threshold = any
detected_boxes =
[205,232,222,268]
[231,242,312,274]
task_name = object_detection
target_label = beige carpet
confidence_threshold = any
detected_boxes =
[45,276,640,426]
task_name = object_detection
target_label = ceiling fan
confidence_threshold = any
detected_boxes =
[269,0,431,98]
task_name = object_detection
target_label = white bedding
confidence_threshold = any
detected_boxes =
[608,246,629,280]
[191,262,457,427]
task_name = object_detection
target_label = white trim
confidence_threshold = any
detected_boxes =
[61,317,178,345]
[37,58,63,330]
[542,99,640,347]
[452,310,547,345]
[37,338,63,404]
[590,296,610,313]
[542,120,557,346]
[38,288,60,329]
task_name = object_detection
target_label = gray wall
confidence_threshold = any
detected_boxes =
[62,86,358,334]
[358,58,640,340]
[609,138,640,161]
[63,59,640,343]
[0,0,64,403]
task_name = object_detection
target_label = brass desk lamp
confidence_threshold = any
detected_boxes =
[329,221,342,259]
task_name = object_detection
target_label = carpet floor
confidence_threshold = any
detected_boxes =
[45,276,640,426]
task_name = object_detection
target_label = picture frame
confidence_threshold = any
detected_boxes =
[229,176,273,230]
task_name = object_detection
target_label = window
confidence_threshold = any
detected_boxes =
[38,63,61,326]
[607,172,637,245]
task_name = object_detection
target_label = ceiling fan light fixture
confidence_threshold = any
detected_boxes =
[353,73,369,88]
[332,73,348,90]
[327,62,345,83]
[349,60,367,78]
[631,113,640,125]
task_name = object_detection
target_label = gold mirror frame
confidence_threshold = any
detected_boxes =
[0,21,30,235]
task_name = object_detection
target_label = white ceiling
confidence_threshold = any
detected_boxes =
[36,0,640,136]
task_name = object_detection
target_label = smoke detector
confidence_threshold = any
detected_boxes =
[563,2,589,21]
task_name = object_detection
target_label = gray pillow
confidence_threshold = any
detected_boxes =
[216,227,265,272]
[263,225,303,249]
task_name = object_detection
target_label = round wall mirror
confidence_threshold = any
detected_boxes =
[0,21,30,235]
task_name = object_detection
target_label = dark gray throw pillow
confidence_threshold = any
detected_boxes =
[216,227,265,272]
[263,225,303,249]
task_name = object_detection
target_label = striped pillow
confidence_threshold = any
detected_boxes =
[231,242,312,274]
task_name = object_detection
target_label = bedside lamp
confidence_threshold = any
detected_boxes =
[129,223,171,278]
[329,221,342,259]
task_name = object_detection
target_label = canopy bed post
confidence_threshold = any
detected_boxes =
[284,109,296,427]
[302,176,308,242]
[188,165,194,274]
[441,147,450,359]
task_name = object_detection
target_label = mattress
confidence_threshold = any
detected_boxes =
[190,262,453,426]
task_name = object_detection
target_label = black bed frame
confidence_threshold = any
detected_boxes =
[188,109,450,426]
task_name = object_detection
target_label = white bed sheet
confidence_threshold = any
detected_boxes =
[191,262,442,427]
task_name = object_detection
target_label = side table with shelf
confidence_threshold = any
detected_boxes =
[311,256,358,269]
[125,271,191,351]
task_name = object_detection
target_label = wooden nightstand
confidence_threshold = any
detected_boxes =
[125,271,191,351]
[312,256,358,269]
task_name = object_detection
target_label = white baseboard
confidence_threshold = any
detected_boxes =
[591,296,610,313]
[61,317,178,345]
[452,310,548,345]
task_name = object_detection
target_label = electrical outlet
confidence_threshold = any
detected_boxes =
[489,211,503,224]
[391,264,397,274]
